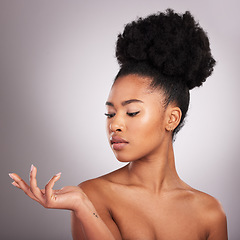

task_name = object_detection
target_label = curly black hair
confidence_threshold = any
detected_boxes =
[114,9,216,136]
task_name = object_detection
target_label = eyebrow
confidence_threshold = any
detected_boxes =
[105,99,143,107]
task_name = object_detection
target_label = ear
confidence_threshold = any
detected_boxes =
[165,106,182,132]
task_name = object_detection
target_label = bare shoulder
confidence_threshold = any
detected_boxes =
[190,189,226,218]
[78,166,127,204]
[78,177,111,204]
[79,165,126,191]
[189,189,228,239]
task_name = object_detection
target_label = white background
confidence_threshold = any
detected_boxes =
[0,0,239,239]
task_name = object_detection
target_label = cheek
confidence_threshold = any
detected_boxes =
[128,110,164,137]
[126,113,166,158]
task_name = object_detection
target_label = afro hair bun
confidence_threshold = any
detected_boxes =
[116,9,216,90]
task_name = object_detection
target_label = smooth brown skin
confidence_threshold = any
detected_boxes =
[10,74,228,240]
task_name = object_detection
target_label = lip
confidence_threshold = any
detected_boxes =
[110,135,129,150]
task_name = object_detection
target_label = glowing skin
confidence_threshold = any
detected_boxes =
[106,74,172,163]
[9,73,228,240]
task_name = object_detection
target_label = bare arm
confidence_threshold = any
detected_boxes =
[71,181,122,240]
[71,210,117,240]
[9,165,121,240]
[206,200,228,240]
[71,209,122,240]
[207,212,228,240]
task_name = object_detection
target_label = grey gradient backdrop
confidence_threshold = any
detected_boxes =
[0,0,239,239]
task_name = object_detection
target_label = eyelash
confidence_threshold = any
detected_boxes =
[104,113,115,118]
[104,111,140,118]
[127,111,140,117]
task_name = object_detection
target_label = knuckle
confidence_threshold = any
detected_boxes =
[44,200,52,209]
[27,188,33,194]
[29,186,34,193]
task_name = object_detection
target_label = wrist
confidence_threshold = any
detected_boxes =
[73,195,97,220]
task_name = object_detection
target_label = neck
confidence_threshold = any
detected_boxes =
[127,141,183,194]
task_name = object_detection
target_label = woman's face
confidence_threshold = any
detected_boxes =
[105,74,172,162]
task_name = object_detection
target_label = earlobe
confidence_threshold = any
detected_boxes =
[166,107,182,132]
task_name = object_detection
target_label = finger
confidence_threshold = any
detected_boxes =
[45,172,61,203]
[40,187,60,195]
[58,186,82,194]
[9,173,39,202]
[29,165,44,202]
[12,181,20,188]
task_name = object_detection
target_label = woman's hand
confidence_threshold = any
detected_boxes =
[9,165,95,214]
[9,165,118,240]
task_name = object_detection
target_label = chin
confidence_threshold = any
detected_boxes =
[114,151,139,163]
[116,158,132,163]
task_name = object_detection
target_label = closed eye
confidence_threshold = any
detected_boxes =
[104,113,115,118]
[127,111,140,117]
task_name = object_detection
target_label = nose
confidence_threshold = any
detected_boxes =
[109,115,124,132]
[110,123,123,132]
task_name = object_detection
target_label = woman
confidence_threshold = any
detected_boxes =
[9,9,228,240]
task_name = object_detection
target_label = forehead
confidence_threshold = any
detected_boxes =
[108,74,159,101]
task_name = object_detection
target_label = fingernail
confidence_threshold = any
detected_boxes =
[56,172,61,177]
[9,173,14,179]
[30,164,34,172]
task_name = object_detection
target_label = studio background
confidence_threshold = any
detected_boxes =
[0,0,239,239]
